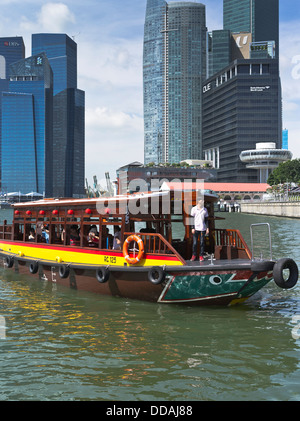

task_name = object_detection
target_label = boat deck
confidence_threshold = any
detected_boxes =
[183,256,274,273]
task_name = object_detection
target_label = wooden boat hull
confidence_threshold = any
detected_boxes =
[0,249,275,306]
[1,192,297,307]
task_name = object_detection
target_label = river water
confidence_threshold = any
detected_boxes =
[0,210,300,401]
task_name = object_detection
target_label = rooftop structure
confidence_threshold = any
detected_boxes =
[240,143,293,183]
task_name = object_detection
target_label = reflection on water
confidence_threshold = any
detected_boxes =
[0,212,300,400]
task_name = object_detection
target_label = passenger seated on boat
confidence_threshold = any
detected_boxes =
[87,225,99,247]
[41,224,49,243]
[70,225,80,246]
[113,226,121,250]
[28,228,35,242]
[103,227,113,249]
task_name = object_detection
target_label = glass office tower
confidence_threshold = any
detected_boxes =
[282,129,288,150]
[32,34,85,197]
[143,0,166,164]
[202,59,282,182]
[223,0,279,58]
[1,53,53,194]
[0,37,25,80]
[143,1,207,164]
[32,33,77,95]
[0,37,25,188]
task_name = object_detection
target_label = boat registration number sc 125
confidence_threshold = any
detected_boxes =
[104,255,117,264]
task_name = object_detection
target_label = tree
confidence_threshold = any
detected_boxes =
[267,159,300,185]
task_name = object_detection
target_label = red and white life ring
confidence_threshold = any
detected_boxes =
[123,235,144,265]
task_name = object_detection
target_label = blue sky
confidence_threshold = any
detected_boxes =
[1,0,299,187]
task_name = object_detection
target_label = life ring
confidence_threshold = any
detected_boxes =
[29,261,39,274]
[5,256,14,268]
[273,258,299,289]
[96,267,110,283]
[59,265,70,279]
[123,235,144,265]
[148,266,166,285]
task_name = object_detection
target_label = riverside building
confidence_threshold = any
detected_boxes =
[32,34,85,198]
[0,37,25,181]
[223,0,279,58]
[0,34,85,198]
[202,58,282,183]
[1,53,53,195]
[203,0,281,183]
[143,0,207,165]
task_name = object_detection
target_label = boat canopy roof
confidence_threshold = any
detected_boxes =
[13,188,219,210]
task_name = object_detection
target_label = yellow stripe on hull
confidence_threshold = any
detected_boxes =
[0,241,183,267]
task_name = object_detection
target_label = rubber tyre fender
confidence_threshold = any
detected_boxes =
[96,267,110,283]
[5,256,14,268]
[29,261,39,274]
[148,266,166,285]
[59,265,70,279]
[273,258,299,289]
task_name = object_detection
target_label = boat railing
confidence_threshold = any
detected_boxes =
[213,229,252,259]
[124,232,186,264]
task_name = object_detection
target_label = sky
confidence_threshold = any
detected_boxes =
[0,0,300,189]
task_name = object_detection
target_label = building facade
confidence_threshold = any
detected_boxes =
[117,161,216,195]
[0,37,25,184]
[202,0,281,183]
[223,0,279,58]
[282,129,288,150]
[143,0,207,165]
[1,53,53,195]
[0,37,25,80]
[32,34,85,198]
[202,59,282,182]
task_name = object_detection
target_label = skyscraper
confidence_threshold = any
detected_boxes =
[223,0,279,58]
[202,0,282,183]
[32,34,77,95]
[1,53,53,194]
[143,0,207,164]
[0,37,25,182]
[32,34,85,197]
[0,37,25,80]
[202,58,282,182]
[282,129,288,150]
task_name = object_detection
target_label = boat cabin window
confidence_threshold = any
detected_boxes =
[26,224,36,242]
[51,224,64,245]
[14,223,24,241]
[84,224,100,248]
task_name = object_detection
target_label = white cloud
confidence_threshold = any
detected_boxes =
[20,2,75,33]
[86,107,143,130]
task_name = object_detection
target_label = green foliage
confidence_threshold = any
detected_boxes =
[267,159,300,185]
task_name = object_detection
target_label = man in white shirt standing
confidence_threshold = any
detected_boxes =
[190,198,209,262]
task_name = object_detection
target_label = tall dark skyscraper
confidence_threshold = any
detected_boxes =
[143,0,207,164]
[32,34,77,95]
[202,0,281,183]
[32,34,85,197]
[0,34,84,197]
[0,37,25,184]
[0,37,25,79]
[202,59,282,182]
[223,0,279,58]
[1,53,53,194]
